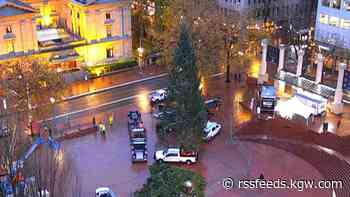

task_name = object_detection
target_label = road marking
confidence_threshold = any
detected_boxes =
[43,72,224,122]
[44,90,156,122]
[63,73,168,101]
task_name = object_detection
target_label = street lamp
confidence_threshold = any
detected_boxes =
[184,180,193,195]
[50,97,56,130]
[137,46,145,73]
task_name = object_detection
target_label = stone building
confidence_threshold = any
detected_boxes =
[0,0,132,72]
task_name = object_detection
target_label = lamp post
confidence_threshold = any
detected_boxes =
[50,97,56,131]
[137,46,145,74]
[184,180,193,196]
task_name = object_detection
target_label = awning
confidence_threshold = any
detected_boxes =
[50,49,81,62]
[37,28,69,42]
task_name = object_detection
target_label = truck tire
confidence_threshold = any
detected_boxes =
[186,160,192,165]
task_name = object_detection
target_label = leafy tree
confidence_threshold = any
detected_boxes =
[134,163,206,197]
[148,0,269,77]
[161,22,207,151]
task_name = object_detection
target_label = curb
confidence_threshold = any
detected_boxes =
[56,127,97,141]
[63,73,169,101]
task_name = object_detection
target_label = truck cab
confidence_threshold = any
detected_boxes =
[260,86,277,113]
[131,139,148,162]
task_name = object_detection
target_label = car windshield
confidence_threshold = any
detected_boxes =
[133,144,146,150]
[100,194,112,197]
[153,92,161,96]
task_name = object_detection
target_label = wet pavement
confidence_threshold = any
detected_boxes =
[60,75,335,196]
[63,65,166,98]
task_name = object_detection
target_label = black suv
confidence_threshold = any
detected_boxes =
[131,139,148,162]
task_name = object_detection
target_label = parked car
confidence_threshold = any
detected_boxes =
[0,126,9,138]
[131,139,148,162]
[154,148,198,164]
[153,108,176,119]
[128,111,141,124]
[149,89,168,103]
[202,121,221,141]
[0,176,14,197]
[127,111,144,132]
[96,187,117,197]
[205,97,222,109]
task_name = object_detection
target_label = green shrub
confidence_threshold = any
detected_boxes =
[85,59,137,77]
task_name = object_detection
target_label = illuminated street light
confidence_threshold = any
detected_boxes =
[184,180,193,194]
[137,46,145,73]
[50,97,56,104]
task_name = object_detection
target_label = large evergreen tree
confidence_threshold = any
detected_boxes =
[166,22,207,151]
[134,164,206,197]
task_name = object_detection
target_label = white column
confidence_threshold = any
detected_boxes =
[315,53,325,84]
[277,44,286,72]
[331,63,347,114]
[296,49,305,77]
[258,39,269,84]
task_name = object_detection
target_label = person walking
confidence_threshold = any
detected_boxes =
[92,116,96,129]
[108,113,114,127]
[337,119,341,129]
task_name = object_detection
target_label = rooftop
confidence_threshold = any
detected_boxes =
[72,0,122,6]
[0,0,35,17]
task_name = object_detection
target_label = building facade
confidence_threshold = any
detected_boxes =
[217,0,315,30]
[0,0,38,55]
[315,0,350,49]
[0,0,132,71]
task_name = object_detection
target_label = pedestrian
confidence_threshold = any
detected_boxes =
[259,173,265,180]
[337,119,341,129]
[108,113,114,126]
[92,116,96,129]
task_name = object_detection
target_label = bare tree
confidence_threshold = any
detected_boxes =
[22,146,82,197]
[0,58,65,135]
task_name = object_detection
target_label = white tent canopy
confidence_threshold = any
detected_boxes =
[275,96,314,120]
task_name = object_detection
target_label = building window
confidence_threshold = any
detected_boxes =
[106,25,112,37]
[322,0,341,9]
[106,12,111,20]
[106,48,114,58]
[319,13,329,24]
[329,16,340,26]
[344,0,350,11]
[6,26,12,33]
[6,40,15,53]
[341,19,350,29]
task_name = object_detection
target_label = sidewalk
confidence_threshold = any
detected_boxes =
[62,65,167,99]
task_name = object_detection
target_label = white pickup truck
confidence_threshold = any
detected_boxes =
[154,148,198,165]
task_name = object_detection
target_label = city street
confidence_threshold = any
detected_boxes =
[60,75,333,196]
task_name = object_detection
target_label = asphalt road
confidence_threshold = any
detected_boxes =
[53,75,169,121]
[61,75,329,197]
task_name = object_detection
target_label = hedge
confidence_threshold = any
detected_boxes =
[85,59,137,77]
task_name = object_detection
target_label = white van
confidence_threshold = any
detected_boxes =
[294,89,327,116]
